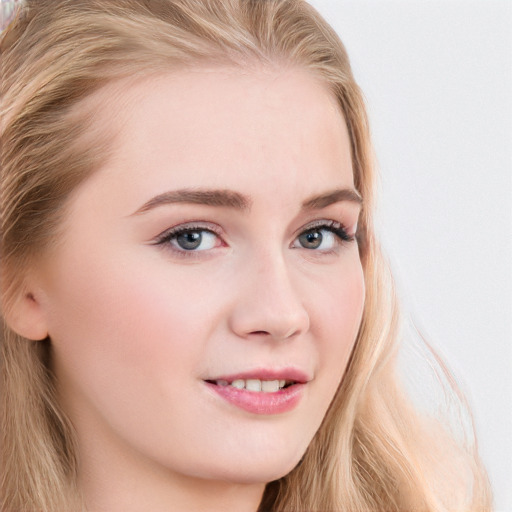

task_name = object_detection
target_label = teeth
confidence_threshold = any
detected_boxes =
[216,379,291,392]
[231,379,245,389]
[261,380,280,393]
[246,379,261,392]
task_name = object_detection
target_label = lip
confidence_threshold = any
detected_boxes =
[203,367,310,415]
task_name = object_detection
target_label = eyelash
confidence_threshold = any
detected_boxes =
[153,220,355,257]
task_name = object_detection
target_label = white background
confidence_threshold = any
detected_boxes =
[308,1,512,510]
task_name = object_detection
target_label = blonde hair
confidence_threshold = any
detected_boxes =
[1,1,492,510]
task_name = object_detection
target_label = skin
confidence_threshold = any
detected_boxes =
[28,67,365,511]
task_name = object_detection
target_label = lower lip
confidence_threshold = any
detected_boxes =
[205,382,305,414]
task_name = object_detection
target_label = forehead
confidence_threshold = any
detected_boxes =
[78,66,354,210]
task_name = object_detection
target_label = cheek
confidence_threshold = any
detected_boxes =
[313,255,365,383]
[44,253,211,411]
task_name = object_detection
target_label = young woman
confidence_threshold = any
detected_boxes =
[0,1,492,511]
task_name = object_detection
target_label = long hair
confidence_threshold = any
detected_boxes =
[1,1,492,510]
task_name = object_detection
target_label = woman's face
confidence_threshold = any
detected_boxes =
[34,68,364,487]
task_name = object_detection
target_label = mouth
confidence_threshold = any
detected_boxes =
[203,369,309,414]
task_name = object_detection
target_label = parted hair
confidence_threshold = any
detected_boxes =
[1,1,492,511]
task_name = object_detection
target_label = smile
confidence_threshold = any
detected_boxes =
[204,369,309,414]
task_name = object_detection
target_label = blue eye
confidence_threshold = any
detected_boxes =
[156,226,220,252]
[174,230,217,251]
[294,222,354,251]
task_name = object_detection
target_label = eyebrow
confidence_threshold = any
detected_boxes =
[133,189,251,215]
[302,188,363,209]
[132,187,362,215]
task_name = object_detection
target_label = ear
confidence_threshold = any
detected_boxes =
[3,287,49,341]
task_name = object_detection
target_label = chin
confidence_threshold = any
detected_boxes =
[198,448,305,485]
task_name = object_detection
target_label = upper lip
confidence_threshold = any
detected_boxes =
[204,367,311,384]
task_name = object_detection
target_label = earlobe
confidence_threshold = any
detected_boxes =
[3,289,49,341]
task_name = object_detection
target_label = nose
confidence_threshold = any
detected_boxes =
[228,252,310,341]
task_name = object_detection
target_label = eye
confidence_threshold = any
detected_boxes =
[297,229,335,250]
[173,230,218,251]
[293,221,354,251]
[154,224,222,253]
